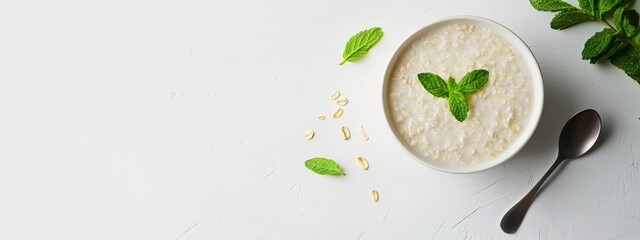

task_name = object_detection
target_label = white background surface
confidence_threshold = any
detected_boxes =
[1,0,639,239]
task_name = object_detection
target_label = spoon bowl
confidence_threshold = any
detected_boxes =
[558,110,602,159]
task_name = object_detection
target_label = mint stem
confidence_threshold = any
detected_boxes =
[339,59,347,65]
[601,19,640,55]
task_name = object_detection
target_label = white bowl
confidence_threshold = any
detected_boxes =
[382,16,544,173]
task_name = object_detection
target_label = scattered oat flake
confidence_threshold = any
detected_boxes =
[318,115,326,121]
[332,108,344,119]
[336,97,349,106]
[359,125,369,141]
[340,126,351,140]
[330,90,341,100]
[371,190,379,202]
[357,156,369,170]
[304,130,315,140]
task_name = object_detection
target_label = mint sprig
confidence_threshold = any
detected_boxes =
[417,69,489,122]
[530,0,640,85]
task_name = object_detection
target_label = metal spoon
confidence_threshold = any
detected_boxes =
[500,109,602,233]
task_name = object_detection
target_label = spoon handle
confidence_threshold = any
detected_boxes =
[500,156,564,233]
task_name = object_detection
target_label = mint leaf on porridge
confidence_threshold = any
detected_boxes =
[459,69,489,94]
[339,27,383,65]
[448,92,469,122]
[417,69,489,122]
[417,72,449,98]
[305,157,346,176]
[447,77,460,92]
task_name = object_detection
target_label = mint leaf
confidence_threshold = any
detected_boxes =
[550,11,598,30]
[599,0,624,17]
[590,40,629,63]
[529,0,577,11]
[614,7,626,31]
[417,72,449,98]
[629,72,640,83]
[340,27,383,65]
[611,47,640,74]
[579,0,596,15]
[611,47,640,84]
[621,0,636,9]
[447,77,460,92]
[623,10,639,37]
[305,158,345,176]
[582,29,616,60]
[448,92,469,122]
[458,69,489,94]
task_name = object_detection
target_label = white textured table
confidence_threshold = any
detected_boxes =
[1,0,639,239]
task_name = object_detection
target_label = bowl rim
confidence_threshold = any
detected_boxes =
[381,15,545,174]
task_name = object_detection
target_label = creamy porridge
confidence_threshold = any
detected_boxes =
[388,23,533,166]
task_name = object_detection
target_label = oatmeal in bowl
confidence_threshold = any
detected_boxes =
[382,16,544,173]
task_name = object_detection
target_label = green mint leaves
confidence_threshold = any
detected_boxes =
[623,10,639,36]
[340,27,383,65]
[305,157,345,176]
[417,73,449,97]
[530,0,577,11]
[448,92,470,122]
[599,0,624,17]
[458,69,490,94]
[614,6,626,30]
[530,0,640,85]
[591,40,628,63]
[579,0,596,16]
[550,11,597,29]
[611,47,640,76]
[417,69,489,122]
[582,28,617,60]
